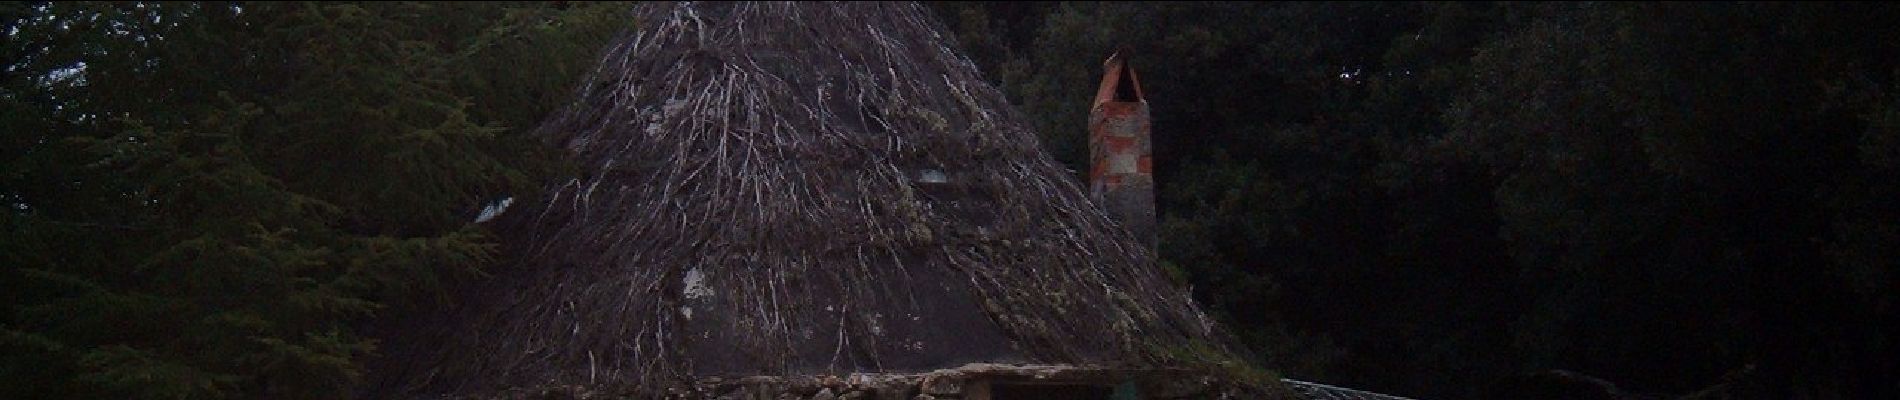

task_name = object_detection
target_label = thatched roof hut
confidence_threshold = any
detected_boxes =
[368,2,1262,399]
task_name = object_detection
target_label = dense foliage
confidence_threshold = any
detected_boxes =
[933,2,1899,399]
[1,2,630,399]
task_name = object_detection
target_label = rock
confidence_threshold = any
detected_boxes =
[716,386,750,400]
[876,380,913,400]
[840,389,869,400]
[912,395,937,400]
[781,376,823,395]
[918,375,963,395]
[811,388,838,400]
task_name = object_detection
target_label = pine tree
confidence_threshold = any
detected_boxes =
[1,2,631,398]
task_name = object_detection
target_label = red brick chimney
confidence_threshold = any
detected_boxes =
[1089,51,1155,251]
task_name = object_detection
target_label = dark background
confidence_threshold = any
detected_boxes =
[926,2,1900,398]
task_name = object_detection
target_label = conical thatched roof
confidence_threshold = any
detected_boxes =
[371,2,1241,397]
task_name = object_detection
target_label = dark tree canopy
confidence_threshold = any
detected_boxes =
[2,2,629,399]
[934,2,1900,398]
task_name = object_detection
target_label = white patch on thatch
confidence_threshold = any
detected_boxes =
[474,197,514,223]
[682,267,713,300]
[916,169,947,184]
[680,267,713,321]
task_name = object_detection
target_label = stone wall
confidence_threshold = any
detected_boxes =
[682,364,1237,400]
[473,363,1250,400]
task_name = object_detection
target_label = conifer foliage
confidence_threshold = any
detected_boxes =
[0,2,631,399]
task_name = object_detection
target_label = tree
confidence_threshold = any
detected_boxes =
[934,2,1900,398]
[0,2,631,398]
[1445,2,1900,396]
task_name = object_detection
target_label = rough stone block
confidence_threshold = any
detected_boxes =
[919,375,964,395]
[811,388,837,400]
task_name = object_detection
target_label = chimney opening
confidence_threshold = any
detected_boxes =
[1113,64,1141,102]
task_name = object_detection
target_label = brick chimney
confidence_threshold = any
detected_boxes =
[1089,51,1155,251]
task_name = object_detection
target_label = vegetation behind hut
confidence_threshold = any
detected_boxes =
[1,2,630,399]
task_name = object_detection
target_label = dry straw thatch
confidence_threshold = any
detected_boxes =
[370,1,1243,397]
